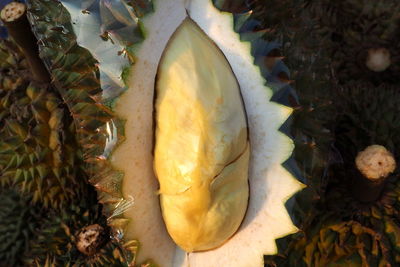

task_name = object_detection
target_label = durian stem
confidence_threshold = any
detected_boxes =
[351,172,386,203]
[352,145,395,203]
[1,2,50,83]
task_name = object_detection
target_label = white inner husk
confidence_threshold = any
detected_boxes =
[112,0,304,266]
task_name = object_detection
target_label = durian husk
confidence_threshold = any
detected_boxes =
[27,0,153,264]
[215,0,335,234]
[307,0,400,86]
[1,10,127,267]
[230,0,335,227]
[266,81,400,266]
[0,39,85,209]
[22,187,128,267]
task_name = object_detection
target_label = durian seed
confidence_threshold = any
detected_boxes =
[0,2,26,22]
[355,145,396,180]
[365,48,391,72]
[75,224,106,256]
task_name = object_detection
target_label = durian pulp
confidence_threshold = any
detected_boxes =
[112,0,303,266]
[154,18,249,252]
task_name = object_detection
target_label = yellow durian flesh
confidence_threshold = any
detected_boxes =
[154,17,250,252]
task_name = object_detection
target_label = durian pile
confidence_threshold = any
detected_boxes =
[0,0,399,266]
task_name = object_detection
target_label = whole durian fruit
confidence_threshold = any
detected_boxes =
[266,83,400,266]
[265,0,400,266]
[0,39,85,209]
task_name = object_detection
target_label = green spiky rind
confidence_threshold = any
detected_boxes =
[28,0,125,201]
[266,176,400,266]
[265,83,400,266]
[0,39,86,209]
[333,83,400,164]
[265,212,396,267]
[23,188,128,267]
[27,0,154,264]
[277,20,335,229]
[213,0,335,228]
[0,189,41,267]
[306,0,400,86]
[321,84,400,264]
[0,40,27,96]
[214,1,343,265]
[258,2,400,265]
[0,40,27,70]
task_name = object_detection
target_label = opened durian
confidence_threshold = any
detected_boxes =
[27,0,305,266]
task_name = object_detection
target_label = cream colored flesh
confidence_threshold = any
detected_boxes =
[112,0,304,266]
[154,18,249,252]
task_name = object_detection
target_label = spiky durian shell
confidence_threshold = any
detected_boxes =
[323,83,400,234]
[307,0,400,85]
[333,83,400,164]
[27,0,121,206]
[0,8,129,266]
[0,40,26,95]
[0,39,87,209]
[265,212,397,267]
[265,173,400,267]
[266,84,400,266]
[22,187,127,267]
[258,2,400,265]
[27,0,149,263]
[229,0,336,227]
[0,189,41,267]
[324,83,400,207]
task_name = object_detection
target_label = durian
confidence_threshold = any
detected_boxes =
[27,0,307,266]
[266,82,400,265]
[0,38,85,209]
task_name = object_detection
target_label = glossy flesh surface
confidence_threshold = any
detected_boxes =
[154,18,250,252]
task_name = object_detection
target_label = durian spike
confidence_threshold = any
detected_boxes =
[0,2,50,83]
